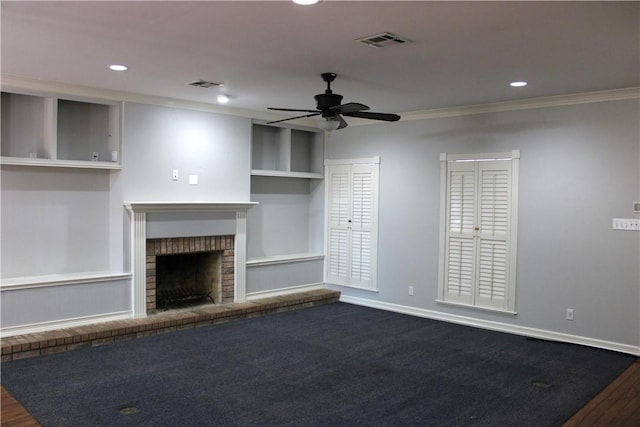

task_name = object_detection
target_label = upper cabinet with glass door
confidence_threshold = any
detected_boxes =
[1,91,122,169]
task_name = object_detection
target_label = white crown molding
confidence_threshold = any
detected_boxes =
[337,293,640,356]
[3,74,637,127]
[398,87,640,122]
[0,74,320,126]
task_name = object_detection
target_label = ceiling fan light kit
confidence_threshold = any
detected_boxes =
[267,72,400,131]
[318,118,341,132]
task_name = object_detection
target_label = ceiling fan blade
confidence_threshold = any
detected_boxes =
[335,114,348,129]
[266,112,320,125]
[330,102,369,114]
[343,111,401,122]
[268,107,320,113]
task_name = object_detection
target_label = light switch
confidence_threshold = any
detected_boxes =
[613,218,640,231]
[189,175,198,185]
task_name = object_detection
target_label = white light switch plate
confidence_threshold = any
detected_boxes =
[613,218,640,231]
[189,175,198,185]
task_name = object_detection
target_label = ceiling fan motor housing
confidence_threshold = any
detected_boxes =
[315,93,343,116]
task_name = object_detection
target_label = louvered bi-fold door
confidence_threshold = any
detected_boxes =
[326,163,378,290]
[444,160,512,311]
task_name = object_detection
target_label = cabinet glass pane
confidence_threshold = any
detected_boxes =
[1,92,50,158]
[57,99,111,162]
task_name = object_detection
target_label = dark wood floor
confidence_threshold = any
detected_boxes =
[2,360,638,426]
[1,387,41,427]
[563,359,640,426]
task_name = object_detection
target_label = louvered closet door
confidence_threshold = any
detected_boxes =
[327,165,351,284]
[326,162,378,290]
[476,160,511,309]
[444,161,476,305]
[443,159,512,310]
[349,164,375,288]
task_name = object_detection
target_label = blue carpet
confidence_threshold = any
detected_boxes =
[1,303,635,426]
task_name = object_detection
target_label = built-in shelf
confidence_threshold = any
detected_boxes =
[0,156,121,169]
[250,169,323,179]
[1,91,122,169]
[251,121,323,178]
[0,271,132,291]
[246,252,325,267]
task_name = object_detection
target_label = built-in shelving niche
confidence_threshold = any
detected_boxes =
[1,91,122,169]
[247,121,325,295]
[250,121,323,179]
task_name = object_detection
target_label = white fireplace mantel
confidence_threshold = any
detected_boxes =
[124,201,257,214]
[125,201,258,317]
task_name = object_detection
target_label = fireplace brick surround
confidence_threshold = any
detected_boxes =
[146,235,234,312]
[125,201,257,317]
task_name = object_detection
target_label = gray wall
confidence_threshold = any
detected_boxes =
[122,102,252,202]
[1,278,130,328]
[248,176,314,259]
[325,99,640,347]
[246,259,324,295]
[1,166,112,278]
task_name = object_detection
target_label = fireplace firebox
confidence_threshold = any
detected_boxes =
[146,235,234,313]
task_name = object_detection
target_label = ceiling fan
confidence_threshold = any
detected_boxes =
[267,73,401,130]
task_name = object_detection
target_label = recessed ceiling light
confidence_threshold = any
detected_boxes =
[510,81,528,87]
[109,64,128,71]
[217,94,230,104]
[292,0,319,5]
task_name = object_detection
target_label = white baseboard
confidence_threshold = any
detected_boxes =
[246,283,325,300]
[0,311,132,338]
[339,295,640,356]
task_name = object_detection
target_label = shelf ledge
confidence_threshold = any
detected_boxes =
[251,169,323,179]
[246,253,325,267]
[0,271,132,291]
[0,157,121,170]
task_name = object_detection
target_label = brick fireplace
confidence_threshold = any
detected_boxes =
[125,202,257,318]
[146,235,235,313]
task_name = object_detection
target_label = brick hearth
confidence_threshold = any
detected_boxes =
[1,289,341,361]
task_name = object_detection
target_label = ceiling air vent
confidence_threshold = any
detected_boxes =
[356,32,411,48]
[187,80,224,89]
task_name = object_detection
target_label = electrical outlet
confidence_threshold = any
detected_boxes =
[172,169,179,181]
[409,286,414,296]
[566,308,574,321]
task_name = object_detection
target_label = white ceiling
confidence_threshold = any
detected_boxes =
[1,1,638,121]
